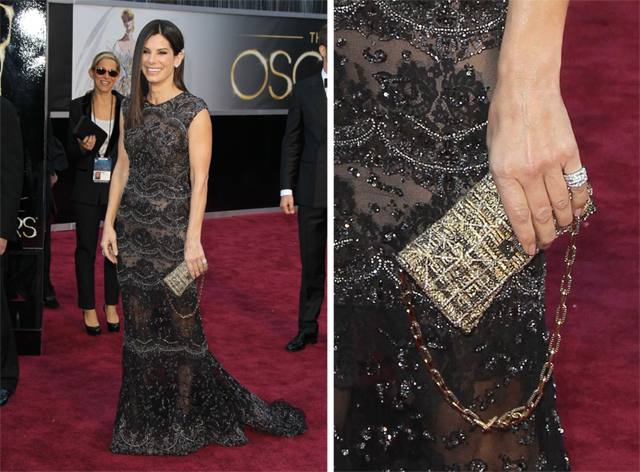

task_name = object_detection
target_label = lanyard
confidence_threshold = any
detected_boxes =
[90,92,114,157]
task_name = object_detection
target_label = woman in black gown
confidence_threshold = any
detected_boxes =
[334,0,589,470]
[101,19,306,455]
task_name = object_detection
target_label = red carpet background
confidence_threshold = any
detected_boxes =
[0,213,327,471]
[547,1,639,470]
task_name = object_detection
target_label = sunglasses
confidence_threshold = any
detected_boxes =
[95,67,119,78]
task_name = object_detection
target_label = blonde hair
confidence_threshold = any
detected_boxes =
[90,51,121,73]
[121,9,134,31]
[91,51,120,72]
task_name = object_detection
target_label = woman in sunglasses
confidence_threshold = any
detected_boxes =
[67,51,123,336]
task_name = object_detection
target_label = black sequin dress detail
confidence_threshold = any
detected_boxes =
[334,1,570,470]
[110,91,307,455]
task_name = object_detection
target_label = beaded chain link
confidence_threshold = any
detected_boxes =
[399,217,583,431]
[163,274,206,320]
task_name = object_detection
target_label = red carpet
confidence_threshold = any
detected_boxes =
[1,213,327,471]
[548,1,639,470]
[1,2,638,471]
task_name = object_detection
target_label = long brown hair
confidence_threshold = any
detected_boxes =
[126,20,187,130]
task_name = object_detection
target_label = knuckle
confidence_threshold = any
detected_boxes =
[522,162,541,180]
[490,163,512,181]
[533,206,553,224]
[559,142,579,161]
[552,196,570,211]
[510,207,531,225]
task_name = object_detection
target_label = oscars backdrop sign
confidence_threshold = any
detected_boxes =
[72,4,325,113]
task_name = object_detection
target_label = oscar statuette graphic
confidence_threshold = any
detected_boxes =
[0,3,14,96]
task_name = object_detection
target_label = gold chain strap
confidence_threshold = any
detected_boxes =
[163,274,205,319]
[399,218,581,431]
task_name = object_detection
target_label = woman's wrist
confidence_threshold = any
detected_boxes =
[497,51,561,86]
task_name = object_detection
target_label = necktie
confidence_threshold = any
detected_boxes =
[324,78,327,88]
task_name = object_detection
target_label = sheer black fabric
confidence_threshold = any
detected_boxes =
[110,91,307,455]
[334,1,571,470]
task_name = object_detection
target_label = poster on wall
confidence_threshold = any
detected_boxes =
[72,4,325,113]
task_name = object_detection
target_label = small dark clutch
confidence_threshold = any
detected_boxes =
[164,261,208,297]
[72,116,108,153]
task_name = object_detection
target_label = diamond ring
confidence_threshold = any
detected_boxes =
[564,167,588,188]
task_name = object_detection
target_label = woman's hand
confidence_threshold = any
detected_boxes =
[184,236,207,280]
[487,79,589,256]
[78,135,97,154]
[100,224,119,264]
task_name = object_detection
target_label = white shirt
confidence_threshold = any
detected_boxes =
[91,115,114,157]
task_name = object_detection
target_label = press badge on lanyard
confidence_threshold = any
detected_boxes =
[91,94,114,183]
[93,157,112,183]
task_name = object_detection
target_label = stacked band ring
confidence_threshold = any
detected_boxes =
[564,167,588,188]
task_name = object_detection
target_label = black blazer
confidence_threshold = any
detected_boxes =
[0,97,24,243]
[280,73,327,209]
[68,91,123,205]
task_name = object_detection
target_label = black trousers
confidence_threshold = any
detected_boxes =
[297,204,327,336]
[74,202,119,310]
[1,251,18,391]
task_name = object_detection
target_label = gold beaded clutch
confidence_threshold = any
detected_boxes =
[397,173,595,334]
[164,261,208,297]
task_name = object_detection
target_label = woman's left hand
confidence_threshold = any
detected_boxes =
[487,78,590,255]
[184,237,207,280]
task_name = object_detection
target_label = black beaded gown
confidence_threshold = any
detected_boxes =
[334,1,571,470]
[110,91,307,455]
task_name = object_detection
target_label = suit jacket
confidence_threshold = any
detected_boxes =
[280,73,327,209]
[68,91,123,205]
[0,97,24,243]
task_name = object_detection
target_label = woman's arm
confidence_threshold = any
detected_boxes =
[101,109,129,263]
[184,109,213,279]
[67,98,96,167]
[487,0,589,255]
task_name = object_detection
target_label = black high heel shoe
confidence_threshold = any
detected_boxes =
[83,310,101,336]
[104,304,120,333]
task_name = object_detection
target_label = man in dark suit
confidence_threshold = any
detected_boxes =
[1,96,24,406]
[280,25,327,352]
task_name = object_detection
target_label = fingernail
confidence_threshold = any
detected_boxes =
[114,251,118,255]
[527,244,536,255]
[574,207,583,217]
